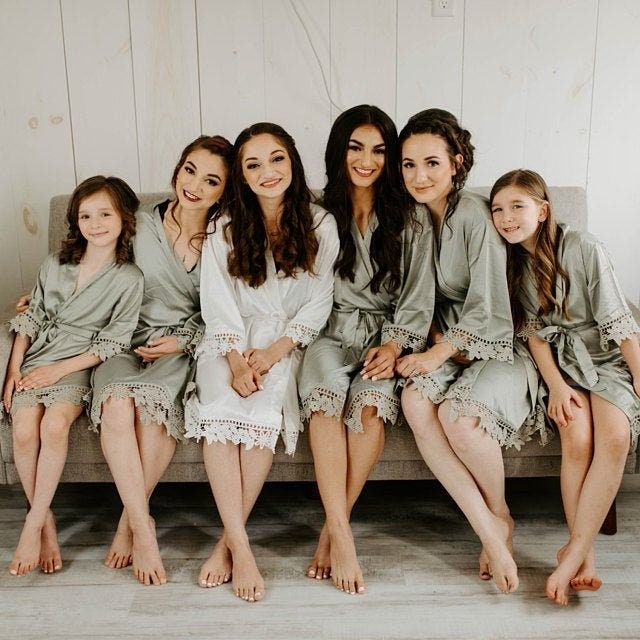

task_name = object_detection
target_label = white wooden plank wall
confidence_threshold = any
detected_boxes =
[0,0,638,311]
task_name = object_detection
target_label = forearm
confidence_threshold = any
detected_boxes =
[619,335,640,380]
[527,336,565,387]
[270,336,297,360]
[56,352,103,377]
[8,334,30,372]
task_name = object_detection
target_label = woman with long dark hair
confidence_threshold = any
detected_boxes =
[298,105,434,595]
[91,135,233,586]
[185,123,339,602]
[397,109,542,594]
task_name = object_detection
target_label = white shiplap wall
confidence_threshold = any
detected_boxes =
[0,0,638,311]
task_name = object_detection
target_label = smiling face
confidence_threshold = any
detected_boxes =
[345,124,386,189]
[77,190,123,252]
[175,147,227,211]
[401,133,462,217]
[240,133,292,203]
[491,185,549,253]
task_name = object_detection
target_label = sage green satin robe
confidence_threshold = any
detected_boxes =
[8,252,143,413]
[90,204,203,439]
[519,224,640,448]
[409,191,543,449]
[298,205,434,432]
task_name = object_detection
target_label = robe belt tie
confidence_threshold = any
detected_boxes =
[537,324,598,387]
[40,319,96,341]
[338,308,390,366]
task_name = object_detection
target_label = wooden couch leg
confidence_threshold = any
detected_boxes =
[600,498,617,535]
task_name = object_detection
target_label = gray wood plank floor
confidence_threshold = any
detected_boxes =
[0,479,638,640]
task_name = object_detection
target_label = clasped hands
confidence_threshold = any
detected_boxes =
[230,344,287,398]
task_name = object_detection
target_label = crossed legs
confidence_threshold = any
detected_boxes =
[401,387,518,593]
[546,393,629,605]
[307,406,385,594]
[201,440,273,602]
[10,402,82,576]
[100,397,176,585]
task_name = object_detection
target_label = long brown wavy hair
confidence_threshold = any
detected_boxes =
[489,169,571,332]
[59,175,138,265]
[168,135,234,253]
[323,105,412,294]
[398,108,475,230]
[226,122,319,288]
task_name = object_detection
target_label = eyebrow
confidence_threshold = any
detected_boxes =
[185,160,221,180]
[349,138,385,148]
[244,148,286,162]
[78,207,114,213]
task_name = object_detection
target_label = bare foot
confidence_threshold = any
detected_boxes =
[482,515,518,594]
[40,510,62,574]
[547,544,585,606]
[557,544,602,592]
[10,516,43,576]
[131,517,166,586]
[105,510,132,569]
[199,536,232,588]
[479,513,514,582]
[307,524,331,580]
[328,521,366,595]
[229,544,265,603]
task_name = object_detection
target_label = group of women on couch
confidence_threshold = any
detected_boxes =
[4,105,639,607]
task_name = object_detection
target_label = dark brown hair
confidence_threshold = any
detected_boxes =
[168,135,234,252]
[489,169,571,332]
[322,105,412,294]
[59,175,138,265]
[398,108,475,228]
[226,122,319,288]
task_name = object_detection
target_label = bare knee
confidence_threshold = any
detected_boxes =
[359,406,384,434]
[441,411,479,455]
[12,419,39,450]
[40,414,72,445]
[101,396,134,432]
[602,423,631,459]
[402,389,438,438]
[560,422,593,463]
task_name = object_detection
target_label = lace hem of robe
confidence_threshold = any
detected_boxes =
[8,311,41,340]
[517,319,544,341]
[9,384,89,415]
[444,327,513,362]
[196,331,243,357]
[446,385,544,450]
[631,413,640,452]
[184,403,280,452]
[301,386,346,421]
[90,383,184,440]
[344,389,399,433]
[88,337,128,361]
[175,328,204,357]
[284,322,318,347]
[381,325,428,352]
[598,311,640,350]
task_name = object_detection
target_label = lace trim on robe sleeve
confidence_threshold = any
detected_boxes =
[516,319,545,341]
[381,324,428,352]
[443,326,512,362]
[196,331,243,357]
[175,328,204,357]
[88,337,129,361]
[284,322,318,348]
[8,310,41,340]
[598,310,639,350]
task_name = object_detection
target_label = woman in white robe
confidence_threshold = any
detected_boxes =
[185,123,339,603]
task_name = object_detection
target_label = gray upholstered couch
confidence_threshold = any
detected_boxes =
[1,188,638,490]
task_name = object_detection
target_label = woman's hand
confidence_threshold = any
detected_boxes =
[230,359,263,398]
[361,342,400,381]
[135,336,182,363]
[3,368,22,412]
[16,295,30,314]
[17,363,66,392]
[244,347,280,376]
[396,349,444,378]
[547,381,583,428]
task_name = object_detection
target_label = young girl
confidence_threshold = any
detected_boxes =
[90,135,233,586]
[490,169,640,606]
[397,109,542,594]
[3,176,143,576]
[185,122,339,602]
[297,105,434,595]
